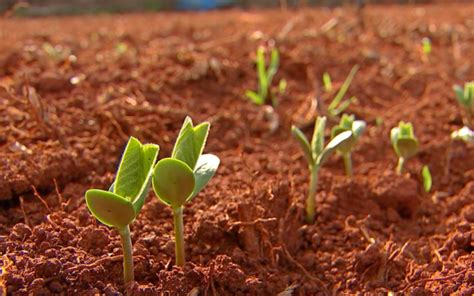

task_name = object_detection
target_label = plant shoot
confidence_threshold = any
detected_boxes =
[453,81,474,128]
[152,117,220,267]
[326,65,359,119]
[330,114,366,176]
[391,121,419,175]
[85,137,159,284]
[292,116,353,224]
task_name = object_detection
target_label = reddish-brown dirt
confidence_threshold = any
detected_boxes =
[0,3,473,295]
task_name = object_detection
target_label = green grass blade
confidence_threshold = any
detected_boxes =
[328,65,359,112]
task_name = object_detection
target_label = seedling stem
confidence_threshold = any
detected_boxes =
[342,153,353,176]
[396,157,405,175]
[306,168,318,223]
[173,206,185,267]
[118,225,134,283]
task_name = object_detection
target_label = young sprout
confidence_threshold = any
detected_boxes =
[322,72,333,92]
[330,114,366,176]
[390,121,419,175]
[326,65,359,119]
[422,37,432,57]
[453,81,474,127]
[85,137,159,284]
[245,46,284,108]
[152,117,219,267]
[422,165,432,193]
[292,116,353,224]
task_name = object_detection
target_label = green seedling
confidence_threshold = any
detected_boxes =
[292,116,353,224]
[326,65,359,119]
[245,46,284,107]
[451,126,474,143]
[322,72,333,92]
[152,117,220,267]
[391,121,419,175]
[330,114,366,176]
[422,37,432,56]
[422,165,432,193]
[453,82,474,127]
[85,137,159,284]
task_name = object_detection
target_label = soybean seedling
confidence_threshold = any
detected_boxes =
[330,114,366,176]
[292,116,353,224]
[325,65,359,119]
[391,121,419,175]
[152,117,220,267]
[245,46,285,108]
[85,137,159,284]
[445,126,474,179]
[453,81,474,128]
[422,165,432,193]
[422,37,432,57]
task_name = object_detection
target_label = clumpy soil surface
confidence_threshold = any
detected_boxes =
[0,3,473,295]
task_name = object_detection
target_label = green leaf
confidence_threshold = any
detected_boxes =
[391,122,419,159]
[171,117,210,170]
[267,47,279,86]
[422,165,432,193]
[257,46,268,100]
[352,120,366,139]
[132,143,159,214]
[152,158,195,208]
[323,72,332,92]
[328,65,359,112]
[278,79,287,95]
[114,137,145,202]
[189,154,220,201]
[311,116,326,159]
[291,125,313,165]
[453,84,468,108]
[85,189,136,229]
[316,130,353,167]
[245,90,264,105]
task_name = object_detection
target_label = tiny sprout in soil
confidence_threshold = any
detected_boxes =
[453,81,474,127]
[330,114,366,176]
[85,137,159,284]
[245,46,284,108]
[391,121,419,175]
[422,165,432,193]
[292,116,353,224]
[422,37,432,56]
[152,116,220,267]
[326,65,359,119]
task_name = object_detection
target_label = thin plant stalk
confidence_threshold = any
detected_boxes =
[173,206,185,267]
[342,153,353,177]
[306,168,319,224]
[396,157,405,175]
[118,225,134,284]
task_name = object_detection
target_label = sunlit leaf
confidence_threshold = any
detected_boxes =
[291,125,313,165]
[114,137,145,202]
[172,117,210,170]
[317,130,352,167]
[189,154,220,201]
[85,189,135,229]
[152,158,195,208]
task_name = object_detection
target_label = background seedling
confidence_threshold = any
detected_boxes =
[422,165,432,193]
[325,65,359,119]
[422,37,432,57]
[85,137,159,284]
[322,72,333,92]
[245,46,285,107]
[451,126,474,143]
[152,117,219,267]
[292,116,353,223]
[453,81,474,128]
[391,121,419,175]
[330,114,366,176]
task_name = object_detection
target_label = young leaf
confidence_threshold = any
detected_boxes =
[316,130,353,167]
[257,46,268,99]
[267,48,280,86]
[352,120,366,139]
[85,189,136,229]
[172,117,210,170]
[245,90,264,105]
[311,116,326,158]
[323,72,332,92]
[291,125,313,164]
[114,137,145,201]
[328,65,359,112]
[453,85,466,107]
[188,154,220,201]
[152,158,195,208]
[131,144,159,214]
[422,165,432,193]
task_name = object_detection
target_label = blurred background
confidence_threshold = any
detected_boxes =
[0,0,466,16]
